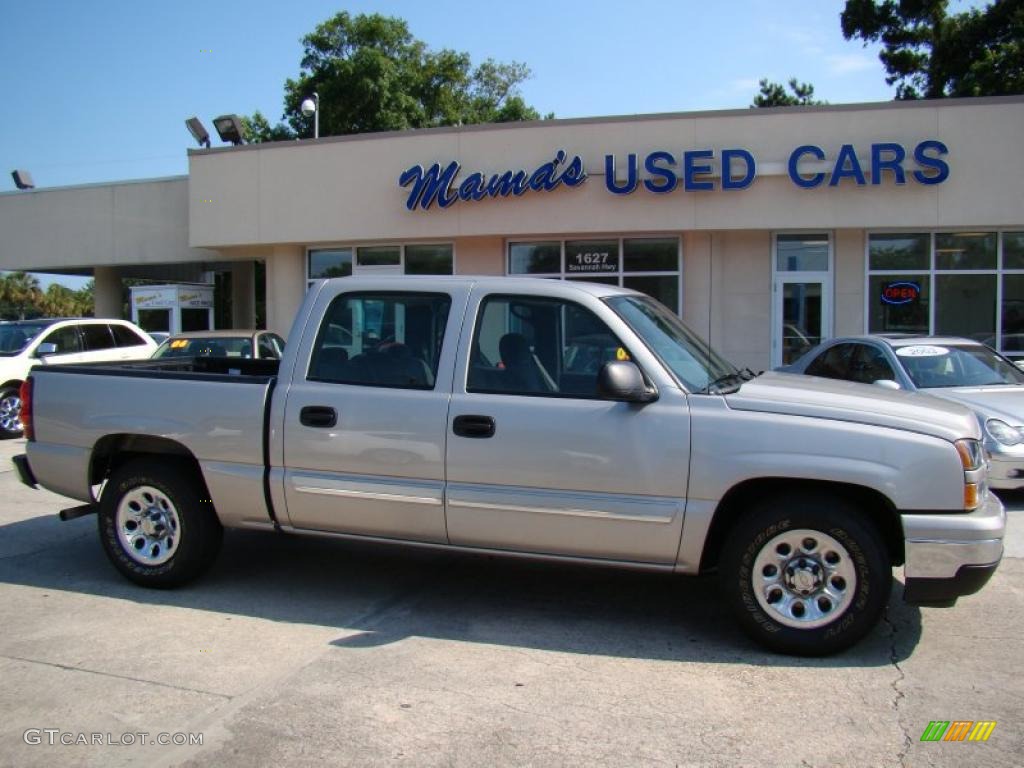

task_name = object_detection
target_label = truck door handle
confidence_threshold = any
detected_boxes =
[300,406,337,428]
[452,414,496,438]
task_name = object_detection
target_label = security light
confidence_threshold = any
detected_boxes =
[11,170,34,190]
[212,114,246,145]
[185,117,211,148]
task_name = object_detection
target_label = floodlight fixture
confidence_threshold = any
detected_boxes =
[212,114,246,145]
[185,117,211,148]
[11,170,34,190]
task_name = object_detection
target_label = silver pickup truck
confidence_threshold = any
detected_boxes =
[13,277,1005,655]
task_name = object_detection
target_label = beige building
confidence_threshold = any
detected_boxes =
[2,96,1022,370]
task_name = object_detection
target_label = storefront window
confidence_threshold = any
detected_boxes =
[1003,232,1024,270]
[624,238,678,271]
[509,242,560,274]
[405,244,454,275]
[867,232,1023,351]
[869,233,929,271]
[357,246,400,266]
[935,274,996,338]
[869,275,929,334]
[308,243,453,288]
[309,248,353,279]
[776,234,829,272]
[935,232,996,270]
[508,237,682,313]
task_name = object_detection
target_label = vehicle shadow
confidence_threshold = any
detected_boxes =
[0,513,922,668]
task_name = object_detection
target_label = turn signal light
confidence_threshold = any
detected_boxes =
[964,482,981,510]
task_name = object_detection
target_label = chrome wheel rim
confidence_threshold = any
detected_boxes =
[752,528,857,629]
[116,485,181,566]
[0,394,22,433]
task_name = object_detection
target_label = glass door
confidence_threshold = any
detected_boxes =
[772,233,833,368]
[775,280,828,366]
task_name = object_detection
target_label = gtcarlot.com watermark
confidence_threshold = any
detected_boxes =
[24,729,203,747]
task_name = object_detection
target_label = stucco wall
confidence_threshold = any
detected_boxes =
[0,177,216,271]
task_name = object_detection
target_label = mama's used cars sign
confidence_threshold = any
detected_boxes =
[398,140,949,211]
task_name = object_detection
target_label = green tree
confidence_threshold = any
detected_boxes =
[0,272,43,320]
[841,0,1024,99]
[244,12,544,142]
[751,78,826,107]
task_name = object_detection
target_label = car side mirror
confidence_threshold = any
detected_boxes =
[597,361,658,403]
[873,379,901,390]
[35,342,58,358]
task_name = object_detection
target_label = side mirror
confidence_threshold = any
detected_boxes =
[597,361,658,403]
[873,379,901,390]
[35,342,58,358]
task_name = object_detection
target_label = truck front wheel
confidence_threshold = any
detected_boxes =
[720,493,891,656]
[98,458,223,588]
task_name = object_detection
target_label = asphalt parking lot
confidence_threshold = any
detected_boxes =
[0,438,1021,768]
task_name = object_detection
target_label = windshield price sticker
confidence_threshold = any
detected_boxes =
[567,251,617,273]
[616,347,630,361]
[170,339,189,349]
[896,345,949,358]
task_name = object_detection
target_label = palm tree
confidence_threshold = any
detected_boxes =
[0,272,43,319]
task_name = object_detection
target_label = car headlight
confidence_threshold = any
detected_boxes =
[985,418,1022,446]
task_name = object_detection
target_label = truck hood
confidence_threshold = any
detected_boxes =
[928,386,1024,426]
[725,372,980,442]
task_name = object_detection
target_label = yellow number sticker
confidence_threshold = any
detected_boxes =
[170,339,189,349]
[616,347,630,361]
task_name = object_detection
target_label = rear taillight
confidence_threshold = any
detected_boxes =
[19,378,33,441]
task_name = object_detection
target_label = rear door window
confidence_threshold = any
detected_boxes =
[111,324,149,348]
[805,343,855,380]
[80,324,116,351]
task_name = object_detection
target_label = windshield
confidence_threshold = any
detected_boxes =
[606,295,743,392]
[153,336,254,359]
[896,344,1024,388]
[0,324,48,355]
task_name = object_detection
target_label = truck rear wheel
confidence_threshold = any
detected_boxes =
[98,458,222,588]
[719,493,891,656]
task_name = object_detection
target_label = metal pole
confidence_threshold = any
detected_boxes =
[314,91,320,139]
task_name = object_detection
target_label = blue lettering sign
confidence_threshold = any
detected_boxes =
[605,154,638,195]
[683,150,715,191]
[871,143,906,185]
[913,140,949,185]
[829,144,866,186]
[788,145,826,188]
[399,150,587,211]
[643,151,676,194]
[721,148,756,190]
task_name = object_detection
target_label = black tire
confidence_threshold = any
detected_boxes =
[0,386,24,439]
[719,492,892,656]
[98,458,222,588]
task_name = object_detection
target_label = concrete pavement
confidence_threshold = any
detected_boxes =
[0,437,1020,767]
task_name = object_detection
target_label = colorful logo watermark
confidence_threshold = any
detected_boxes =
[920,721,996,742]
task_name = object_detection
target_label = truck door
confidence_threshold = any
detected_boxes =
[281,282,468,542]
[445,289,690,564]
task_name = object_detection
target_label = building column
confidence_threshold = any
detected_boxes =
[93,266,122,319]
[230,261,256,328]
[265,246,306,337]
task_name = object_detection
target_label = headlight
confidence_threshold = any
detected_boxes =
[955,438,985,470]
[985,419,1022,446]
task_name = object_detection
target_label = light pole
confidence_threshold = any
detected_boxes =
[300,92,320,139]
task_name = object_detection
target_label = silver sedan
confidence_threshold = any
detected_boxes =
[780,335,1024,489]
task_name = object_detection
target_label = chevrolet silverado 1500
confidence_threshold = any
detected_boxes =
[13,277,1005,655]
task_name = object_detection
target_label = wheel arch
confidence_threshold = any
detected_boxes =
[1,379,25,392]
[90,434,203,491]
[698,478,905,573]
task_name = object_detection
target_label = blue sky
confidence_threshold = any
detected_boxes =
[0,1,977,287]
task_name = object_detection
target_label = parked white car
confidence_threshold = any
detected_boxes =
[0,318,157,438]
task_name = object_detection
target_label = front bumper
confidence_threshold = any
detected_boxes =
[902,492,1005,606]
[986,450,1024,490]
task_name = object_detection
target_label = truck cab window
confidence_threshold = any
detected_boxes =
[468,295,627,398]
[308,292,451,389]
